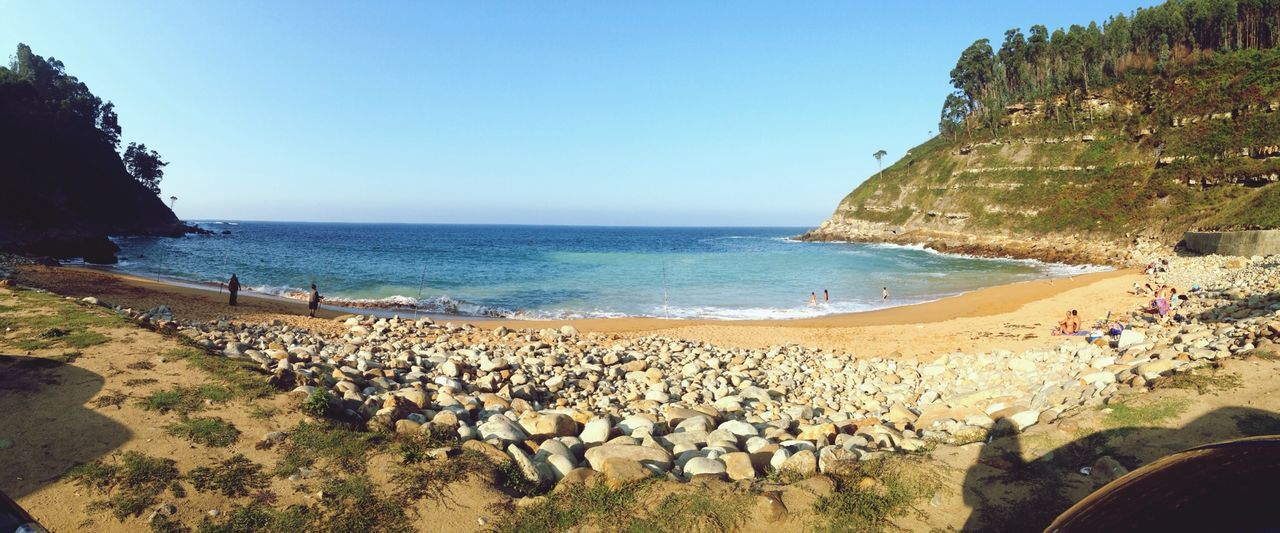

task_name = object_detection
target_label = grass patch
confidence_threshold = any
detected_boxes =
[168,416,241,447]
[196,503,311,533]
[247,404,279,420]
[813,456,943,533]
[124,377,159,387]
[1104,396,1191,428]
[127,361,155,371]
[188,454,269,497]
[137,385,233,414]
[301,388,335,418]
[489,481,647,533]
[316,475,411,533]
[1234,412,1280,436]
[1159,369,1243,395]
[167,346,274,400]
[393,430,460,465]
[273,421,382,477]
[625,490,750,533]
[0,288,120,350]
[65,451,183,521]
[390,449,493,504]
[90,390,129,409]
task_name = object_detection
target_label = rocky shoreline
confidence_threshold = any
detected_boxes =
[797,217,1170,267]
[65,254,1280,490]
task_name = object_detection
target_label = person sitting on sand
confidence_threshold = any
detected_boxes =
[1153,290,1171,322]
[227,273,240,306]
[308,284,322,318]
[1055,309,1082,335]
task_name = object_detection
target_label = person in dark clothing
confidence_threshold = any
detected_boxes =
[227,274,240,306]
[307,283,321,318]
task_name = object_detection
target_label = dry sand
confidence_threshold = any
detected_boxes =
[17,265,1143,358]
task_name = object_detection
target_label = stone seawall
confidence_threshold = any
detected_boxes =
[1183,230,1280,257]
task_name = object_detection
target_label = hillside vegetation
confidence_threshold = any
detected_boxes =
[0,44,187,263]
[807,1,1280,264]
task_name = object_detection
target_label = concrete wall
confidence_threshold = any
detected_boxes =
[1183,229,1280,256]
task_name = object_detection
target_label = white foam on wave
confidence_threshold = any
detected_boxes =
[862,241,1113,276]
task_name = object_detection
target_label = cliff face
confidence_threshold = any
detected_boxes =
[803,50,1280,266]
[0,58,192,264]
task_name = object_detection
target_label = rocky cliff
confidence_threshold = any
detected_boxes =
[803,50,1280,266]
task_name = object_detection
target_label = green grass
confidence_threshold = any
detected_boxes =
[314,476,411,533]
[812,456,943,533]
[167,416,241,447]
[1103,396,1191,428]
[0,287,120,350]
[247,404,279,420]
[489,481,648,533]
[166,346,275,400]
[389,449,493,504]
[188,454,269,497]
[624,491,750,533]
[272,421,383,477]
[196,504,311,533]
[138,385,232,414]
[65,451,183,521]
[1159,369,1243,395]
[300,389,335,418]
[1234,412,1280,436]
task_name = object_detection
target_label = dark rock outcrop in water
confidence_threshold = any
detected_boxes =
[0,44,197,264]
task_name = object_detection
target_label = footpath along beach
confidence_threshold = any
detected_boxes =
[2,253,1279,530]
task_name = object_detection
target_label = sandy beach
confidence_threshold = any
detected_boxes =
[15,264,1142,357]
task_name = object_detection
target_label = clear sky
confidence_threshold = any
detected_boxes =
[2,1,1155,226]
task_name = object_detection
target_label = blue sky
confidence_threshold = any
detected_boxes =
[2,1,1154,226]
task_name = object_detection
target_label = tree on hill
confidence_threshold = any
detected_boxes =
[938,0,1280,135]
[123,142,167,195]
[4,43,164,194]
[873,149,888,179]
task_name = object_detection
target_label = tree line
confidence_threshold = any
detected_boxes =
[940,0,1280,140]
[0,43,167,194]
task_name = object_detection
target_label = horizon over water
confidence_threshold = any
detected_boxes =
[109,221,1107,320]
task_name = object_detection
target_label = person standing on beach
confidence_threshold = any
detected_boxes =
[882,287,889,303]
[227,274,240,306]
[308,284,322,318]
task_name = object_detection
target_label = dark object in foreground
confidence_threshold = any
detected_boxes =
[0,489,46,533]
[1047,436,1280,532]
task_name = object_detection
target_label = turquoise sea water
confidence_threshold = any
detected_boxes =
[109,222,1103,319]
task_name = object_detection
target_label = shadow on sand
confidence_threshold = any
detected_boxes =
[0,354,132,500]
[960,406,1280,531]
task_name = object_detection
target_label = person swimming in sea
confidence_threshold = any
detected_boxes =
[882,287,889,302]
[823,289,829,304]
[308,283,322,318]
[809,292,817,307]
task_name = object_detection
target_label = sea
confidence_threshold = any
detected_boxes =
[108,222,1107,320]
